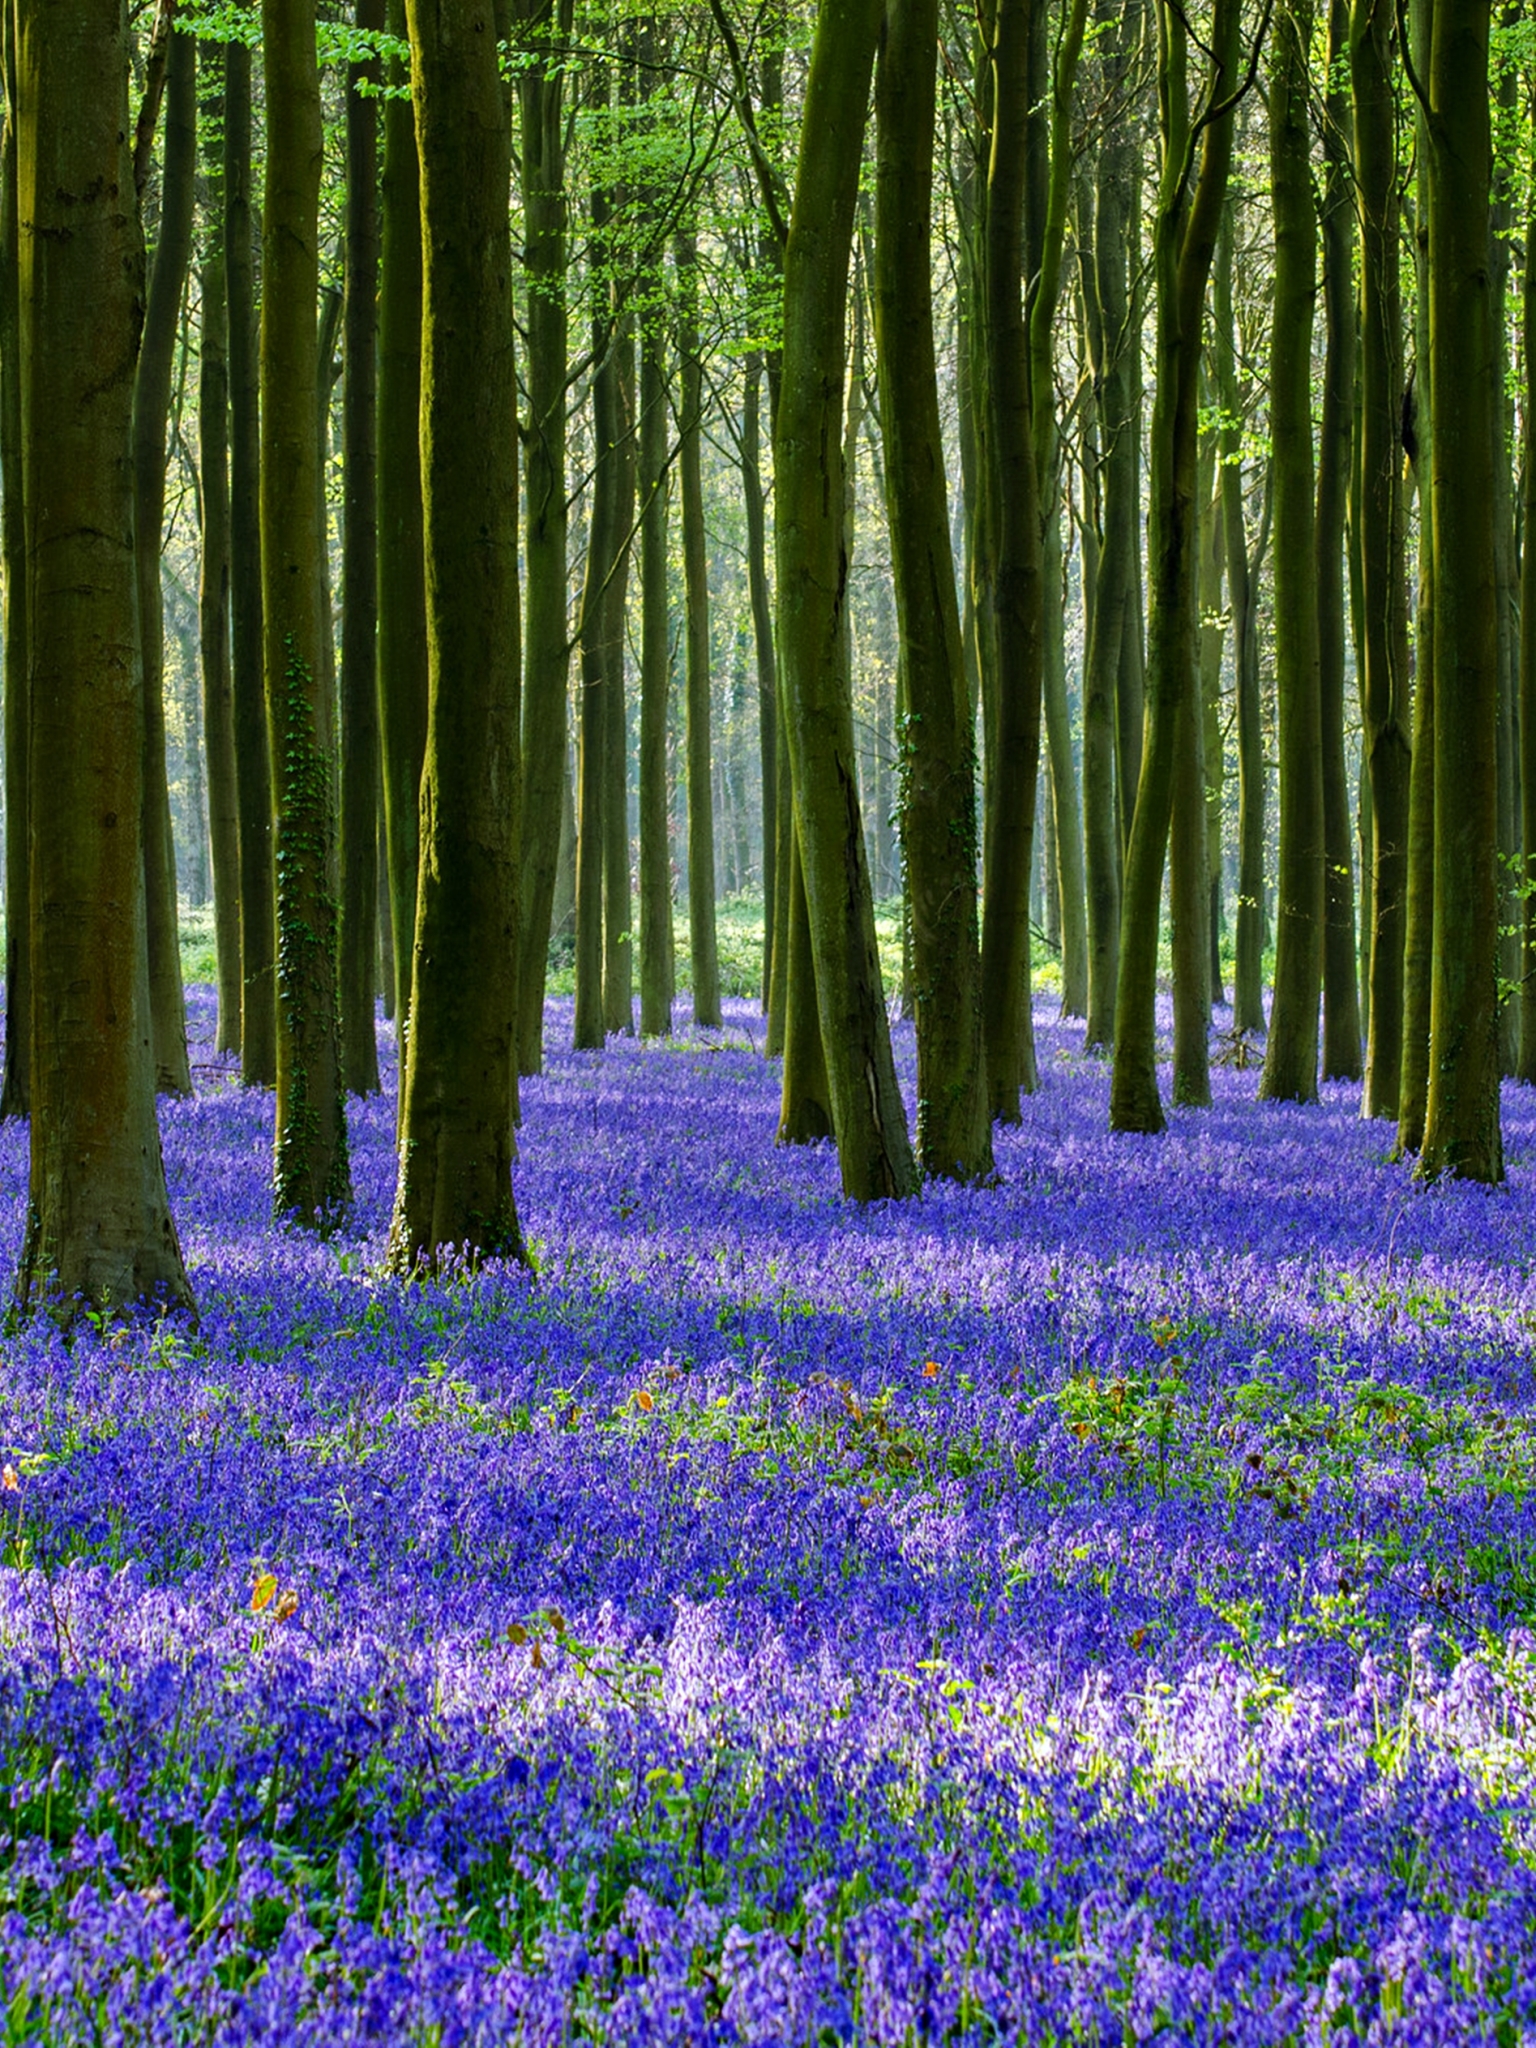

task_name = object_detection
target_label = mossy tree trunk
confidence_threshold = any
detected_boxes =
[514,0,573,1074]
[260,0,350,1226]
[338,0,383,1097]
[132,23,194,1098]
[1316,0,1361,1083]
[775,0,914,1199]
[225,40,276,1086]
[13,0,194,1319]
[1417,2,1502,1182]
[377,0,429,1056]
[198,45,240,1059]
[1352,0,1411,1116]
[1109,0,1242,1133]
[872,0,992,1183]
[0,1,30,1120]
[388,0,527,1271]
[1259,0,1324,1107]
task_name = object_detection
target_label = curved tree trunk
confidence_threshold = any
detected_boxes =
[389,0,527,1271]
[13,0,193,1320]
[132,23,194,1097]
[261,0,351,1226]
[775,0,914,1199]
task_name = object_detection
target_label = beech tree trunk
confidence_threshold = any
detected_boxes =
[389,0,526,1271]
[677,225,722,1029]
[638,307,673,1038]
[261,0,350,1226]
[13,0,194,1319]
[0,5,29,1121]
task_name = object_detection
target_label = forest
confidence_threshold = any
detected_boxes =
[3,0,1536,2037]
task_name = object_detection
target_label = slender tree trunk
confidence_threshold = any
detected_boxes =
[389,0,526,1269]
[1109,0,1241,1133]
[777,820,833,1142]
[978,0,1047,1121]
[1317,0,1362,1081]
[0,4,29,1120]
[132,23,194,1097]
[1197,430,1226,1005]
[225,41,276,1085]
[261,0,350,1225]
[1521,81,1536,1087]
[602,314,635,1037]
[338,0,383,1095]
[515,0,572,1074]
[776,0,914,1198]
[873,0,992,1182]
[677,225,722,1028]
[1352,0,1411,1115]
[13,0,193,1319]
[198,46,240,1057]
[743,354,776,1012]
[377,0,429,1054]
[638,311,674,1038]
[1417,3,1502,1181]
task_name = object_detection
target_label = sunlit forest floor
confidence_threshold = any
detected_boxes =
[0,985,1531,2041]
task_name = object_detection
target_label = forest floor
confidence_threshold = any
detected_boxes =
[0,987,1531,2041]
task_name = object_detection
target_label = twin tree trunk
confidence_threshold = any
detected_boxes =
[775,0,914,1201]
[260,0,350,1226]
[13,0,193,1318]
[389,0,526,1270]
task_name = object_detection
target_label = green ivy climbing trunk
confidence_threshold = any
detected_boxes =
[13,0,194,1319]
[260,0,350,1226]
[389,0,526,1271]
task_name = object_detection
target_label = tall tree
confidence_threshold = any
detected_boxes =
[1522,78,1536,1088]
[225,39,276,1085]
[261,0,350,1224]
[1417,3,1502,1181]
[1259,0,1325,1106]
[132,21,195,1097]
[1352,0,1411,1116]
[338,0,384,1096]
[1109,0,1244,1133]
[0,0,29,1120]
[873,0,993,1183]
[389,0,527,1270]
[677,223,722,1028]
[637,295,674,1038]
[776,0,914,1199]
[13,0,193,1318]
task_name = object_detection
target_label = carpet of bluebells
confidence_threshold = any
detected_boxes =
[1,987,1536,2043]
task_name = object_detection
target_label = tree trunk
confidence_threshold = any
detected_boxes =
[677,225,722,1028]
[1352,0,1411,1116]
[1522,82,1536,1087]
[198,46,240,1057]
[132,23,194,1097]
[261,0,351,1225]
[338,0,383,1096]
[389,0,526,1270]
[1109,0,1241,1133]
[0,4,29,1120]
[638,307,673,1037]
[743,354,776,1012]
[225,41,276,1086]
[602,312,635,1037]
[1197,430,1226,1006]
[514,0,572,1074]
[1259,0,1324,1106]
[1417,4,1502,1182]
[13,0,194,1319]
[775,0,914,1199]
[1316,0,1362,1081]
[776,821,833,1143]
[873,0,992,1182]
[377,0,429,1055]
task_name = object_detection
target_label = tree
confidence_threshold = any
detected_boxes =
[1416,3,1502,1181]
[261,0,350,1225]
[1109,0,1244,1133]
[389,0,527,1271]
[338,0,384,1097]
[678,223,722,1028]
[872,0,992,1182]
[0,0,29,1121]
[12,0,193,1319]
[775,0,914,1200]
[1258,0,1324,1107]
